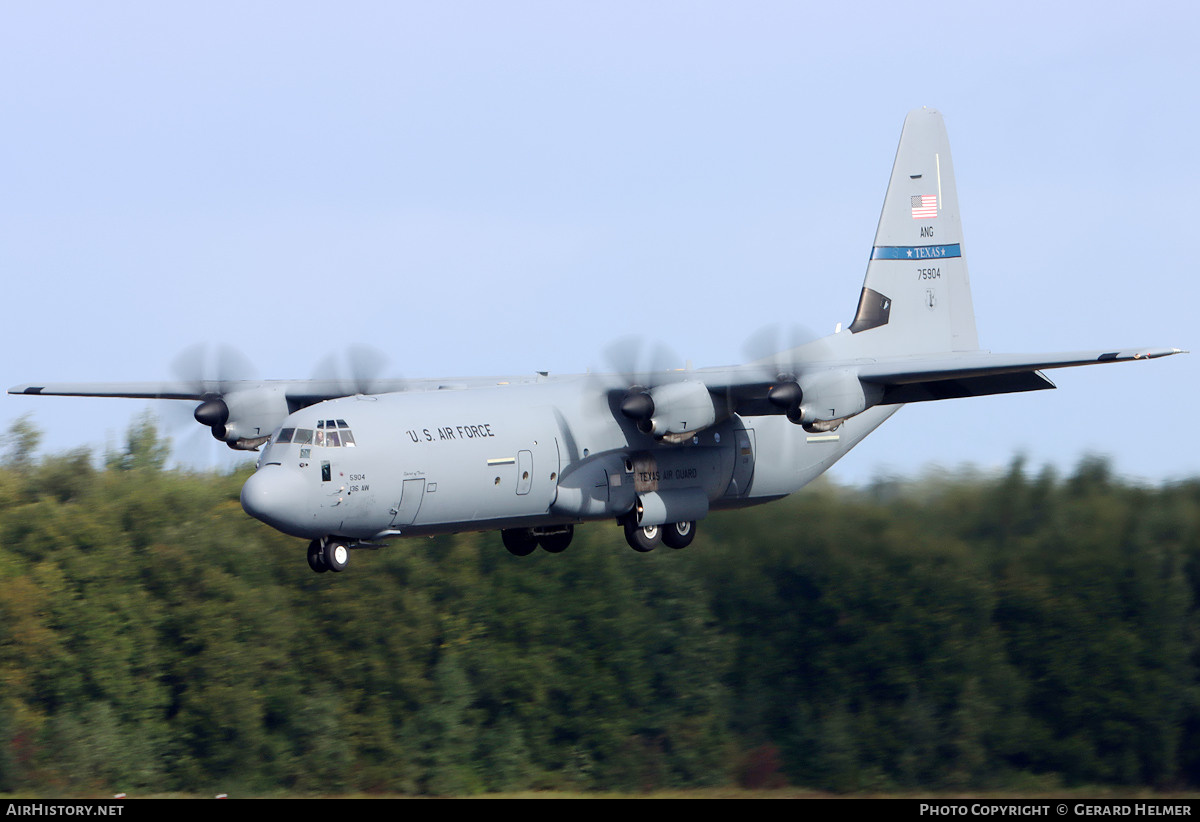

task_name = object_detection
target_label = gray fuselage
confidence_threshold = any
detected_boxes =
[240,377,899,542]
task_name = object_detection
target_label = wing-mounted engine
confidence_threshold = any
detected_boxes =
[798,369,882,427]
[619,380,730,442]
[763,368,883,432]
[737,325,884,432]
[194,385,292,450]
[600,338,731,443]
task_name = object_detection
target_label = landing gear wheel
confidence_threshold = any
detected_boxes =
[662,521,696,550]
[323,541,350,572]
[501,528,538,557]
[538,526,573,554]
[624,521,662,553]
[307,539,329,573]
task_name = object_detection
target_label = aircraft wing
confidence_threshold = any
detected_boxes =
[9,381,223,400]
[7,378,414,402]
[6,375,550,403]
[6,375,534,449]
[856,347,1185,404]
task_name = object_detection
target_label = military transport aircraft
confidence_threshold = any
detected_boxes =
[9,109,1184,573]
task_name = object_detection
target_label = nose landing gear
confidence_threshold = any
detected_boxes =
[307,537,351,573]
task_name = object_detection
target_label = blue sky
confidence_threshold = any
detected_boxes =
[2,2,1196,483]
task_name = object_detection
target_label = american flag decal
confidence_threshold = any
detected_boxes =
[911,194,937,219]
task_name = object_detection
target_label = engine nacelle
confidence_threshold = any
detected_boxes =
[646,381,719,438]
[195,386,291,446]
[795,369,882,424]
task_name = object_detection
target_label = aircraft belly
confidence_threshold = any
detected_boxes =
[742,405,901,498]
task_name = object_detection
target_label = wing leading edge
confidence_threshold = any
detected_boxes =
[9,382,237,400]
[9,377,429,402]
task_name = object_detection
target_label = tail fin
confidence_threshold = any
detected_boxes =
[849,108,979,354]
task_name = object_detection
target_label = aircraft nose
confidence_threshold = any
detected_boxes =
[241,466,311,537]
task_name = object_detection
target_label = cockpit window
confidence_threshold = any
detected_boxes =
[316,420,356,446]
[279,423,354,447]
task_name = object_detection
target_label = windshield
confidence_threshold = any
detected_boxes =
[273,419,356,448]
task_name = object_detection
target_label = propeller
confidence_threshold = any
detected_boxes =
[601,337,683,386]
[741,324,826,423]
[312,344,394,396]
[169,343,258,443]
[597,337,686,432]
[159,343,260,464]
[161,343,399,465]
[172,343,256,396]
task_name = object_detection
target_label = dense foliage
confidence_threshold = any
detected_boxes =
[0,416,1197,794]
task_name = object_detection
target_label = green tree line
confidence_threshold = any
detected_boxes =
[0,415,1197,794]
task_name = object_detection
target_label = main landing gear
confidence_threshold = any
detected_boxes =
[308,537,351,573]
[502,520,697,555]
[623,519,696,552]
[501,525,575,556]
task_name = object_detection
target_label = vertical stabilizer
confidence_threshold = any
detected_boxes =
[849,108,979,354]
